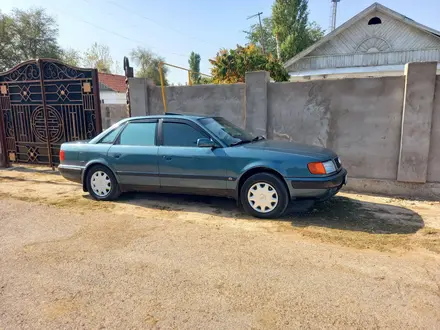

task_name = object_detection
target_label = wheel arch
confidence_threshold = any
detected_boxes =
[235,166,289,201]
[81,160,118,192]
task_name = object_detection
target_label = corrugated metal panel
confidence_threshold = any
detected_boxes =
[290,49,440,71]
[309,10,440,57]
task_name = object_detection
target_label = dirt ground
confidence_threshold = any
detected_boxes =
[0,166,440,329]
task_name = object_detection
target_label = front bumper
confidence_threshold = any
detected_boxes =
[289,168,347,190]
[58,164,83,184]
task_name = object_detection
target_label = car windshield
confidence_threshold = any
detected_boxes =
[198,117,254,147]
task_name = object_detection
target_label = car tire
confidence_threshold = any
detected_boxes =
[240,173,289,219]
[86,165,120,201]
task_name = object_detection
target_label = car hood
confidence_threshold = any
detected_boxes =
[241,140,336,159]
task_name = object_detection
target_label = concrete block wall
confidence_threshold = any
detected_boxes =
[101,104,129,130]
[398,62,437,183]
[127,64,440,198]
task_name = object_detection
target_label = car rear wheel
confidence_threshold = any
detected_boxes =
[240,173,289,219]
[86,165,120,201]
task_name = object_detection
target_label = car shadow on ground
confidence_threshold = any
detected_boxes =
[112,192,424,235]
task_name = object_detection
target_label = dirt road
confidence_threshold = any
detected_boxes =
[0,167,440,329]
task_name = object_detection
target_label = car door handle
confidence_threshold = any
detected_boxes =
[163,156,172,161]
[113,154,121,159]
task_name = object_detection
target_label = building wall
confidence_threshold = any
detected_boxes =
[127,64,440,198]
[100,90,126,105]
[310,11,440,56]
[287,10,440,72]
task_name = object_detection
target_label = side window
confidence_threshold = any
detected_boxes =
[99,125,124,144]
[163,122,207,147]
[118,122,157,146]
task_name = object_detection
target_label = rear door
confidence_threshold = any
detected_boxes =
[158,119,228,193]
[107,119,160,188]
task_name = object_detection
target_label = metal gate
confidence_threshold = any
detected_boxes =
[0,59,102,167]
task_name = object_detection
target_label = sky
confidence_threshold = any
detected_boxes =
[2,0,440,84]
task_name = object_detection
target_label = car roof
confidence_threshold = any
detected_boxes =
[123,113,210,122]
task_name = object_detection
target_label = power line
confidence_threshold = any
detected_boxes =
[105,0,215,46]
[50,5,188,58]
[247,12,266,54]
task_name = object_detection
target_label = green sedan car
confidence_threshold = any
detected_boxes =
[58,113,347,218]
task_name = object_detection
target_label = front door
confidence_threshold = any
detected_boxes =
[107,120,160,188]
[158,119,227,194]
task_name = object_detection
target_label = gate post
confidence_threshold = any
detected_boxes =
[37,59,53,168]
[0,116,8,168]
[92,69,103,134]
[0,90,9,167]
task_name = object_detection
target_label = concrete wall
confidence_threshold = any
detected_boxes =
[428,75,440,182]
[101,104,128,130]
[131,81,246,125]
[268,77,405,180]
[126,63,440,197]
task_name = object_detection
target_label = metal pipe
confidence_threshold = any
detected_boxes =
[188,71,192,86]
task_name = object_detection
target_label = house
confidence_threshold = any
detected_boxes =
[98,72,126,104]
[285,2,440,81]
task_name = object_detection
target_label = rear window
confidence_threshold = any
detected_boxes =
[99,125,124,144]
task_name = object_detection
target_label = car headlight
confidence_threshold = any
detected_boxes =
[308,160,336,175]
[323,160,336,173]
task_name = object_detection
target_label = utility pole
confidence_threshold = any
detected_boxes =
[247,12,266,54]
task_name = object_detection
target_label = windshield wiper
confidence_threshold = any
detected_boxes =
[230,139,252,147]
[251,135,265,142]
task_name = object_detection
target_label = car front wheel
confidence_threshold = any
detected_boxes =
[240,173,289,219]
[86,165,120,201]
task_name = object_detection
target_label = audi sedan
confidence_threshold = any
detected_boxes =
[58,114,347,218]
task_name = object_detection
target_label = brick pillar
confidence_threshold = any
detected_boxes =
[397,62,437,183]
[245,71,270,137]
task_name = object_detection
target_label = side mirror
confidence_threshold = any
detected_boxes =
[197,138,216,148]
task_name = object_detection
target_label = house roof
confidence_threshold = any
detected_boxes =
[284,2,440,69]
[98,73,126,93]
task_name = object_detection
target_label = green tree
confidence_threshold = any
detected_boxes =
[61,48,81,67]
[0,8,62,71]
[0,11,16,71]
[83,42,113,73]
[200,76,212,84]
[209,44,289,84]
[272,0,324,61]
[246,17,277,56]
[130,47,168,86]
[188,51,201,84]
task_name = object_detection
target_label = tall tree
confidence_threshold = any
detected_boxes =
[0,8,62,71]
[113,60,123,75]
[83,42,113,73]
[61,48,81,67]
[209,44,289,84]
[0,11,16,71]
[188,52,201,84]
[246,18,277,56]
[130,47,168,86]
[272,0,324,61]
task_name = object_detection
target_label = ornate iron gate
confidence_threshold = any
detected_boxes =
[0,59,102,167]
